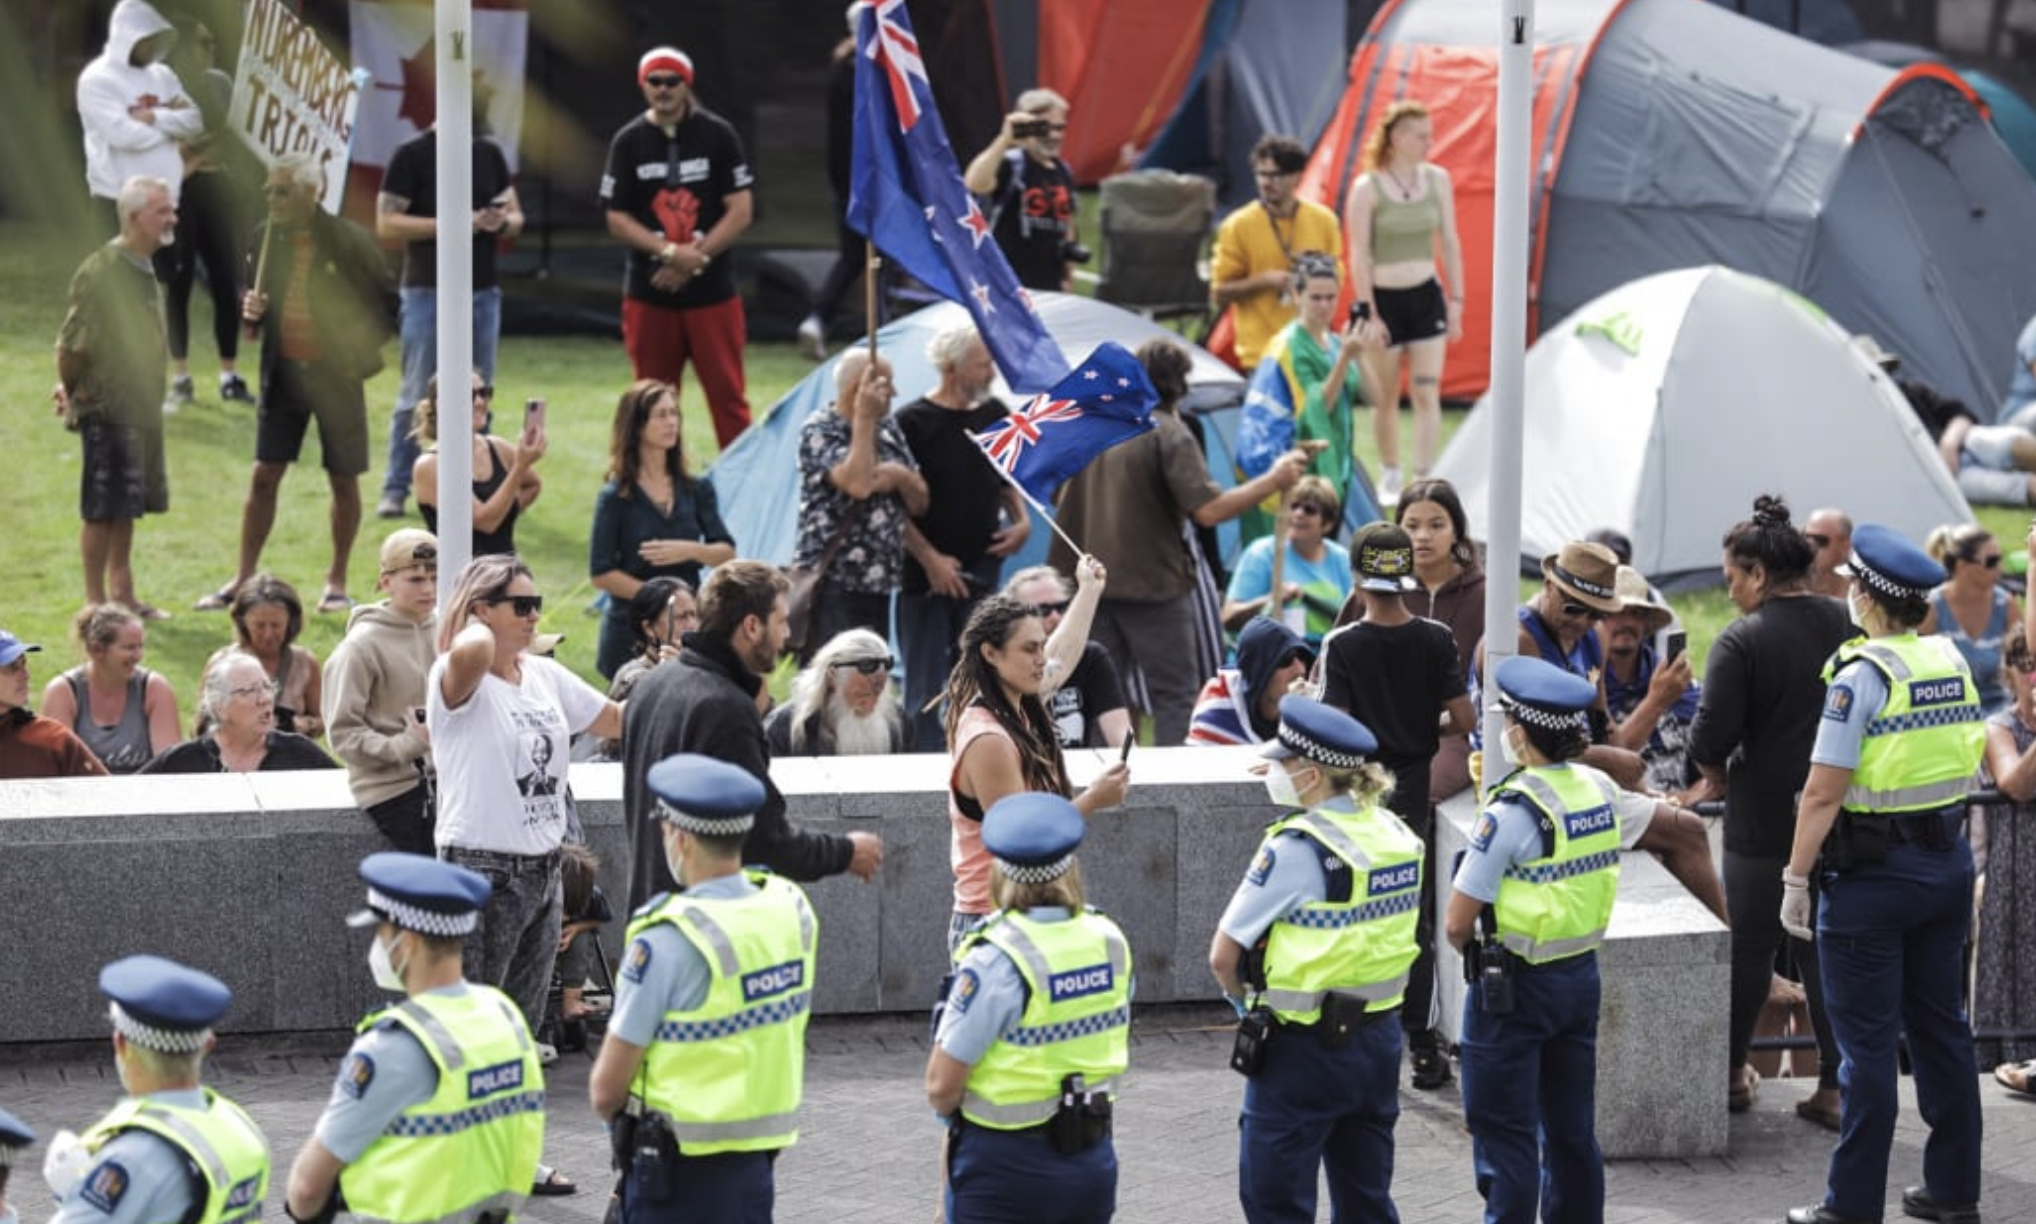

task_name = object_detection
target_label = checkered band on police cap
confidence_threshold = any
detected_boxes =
[656,796,756,838]
[1846,553,1928,602]
[1498,694,1589,733]
[994,853,1075,886]
[109,1002,211,1054]
[1275,721,1369,770]
[367,887,482,938]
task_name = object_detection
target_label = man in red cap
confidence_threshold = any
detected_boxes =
[600,46,756,451]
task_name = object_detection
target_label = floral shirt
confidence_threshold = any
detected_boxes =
[792,408,919,596]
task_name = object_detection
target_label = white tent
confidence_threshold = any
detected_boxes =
[1433,266,1971,587]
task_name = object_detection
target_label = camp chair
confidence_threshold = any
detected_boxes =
[1094,170,1216,326]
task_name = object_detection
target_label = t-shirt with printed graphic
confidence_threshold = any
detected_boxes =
[600,109,752,309]
[428,654,608,857]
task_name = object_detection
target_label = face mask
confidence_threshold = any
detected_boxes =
[1499,726,1525,768]
[1848,590,1873,630]
[663,829,688,890]
[368,932,406,992]
[1263,764,1302,808]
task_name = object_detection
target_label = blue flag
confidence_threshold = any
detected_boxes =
[971,342,1159,505]
[848,0,1069,392]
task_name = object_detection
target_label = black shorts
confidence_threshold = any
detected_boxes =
[1374,279,1449,348]
[257,359,370,475]
[79,418,168,521]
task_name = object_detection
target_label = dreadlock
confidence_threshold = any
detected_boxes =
[943,595,1071,796]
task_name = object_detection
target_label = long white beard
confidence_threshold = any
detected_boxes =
[826,687,897,756]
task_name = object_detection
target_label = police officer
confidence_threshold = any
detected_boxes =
[927,791,1130,1224]
[1210,695,1422,1224]
[285,853,548,1224]
[1444,656,1679,1224]
[590,753,820,1223]
[0,1106,35,1224]
[1780,524,1985,1224]
[45,956,269,1224]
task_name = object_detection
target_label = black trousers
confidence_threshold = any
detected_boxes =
[161,170,246,364]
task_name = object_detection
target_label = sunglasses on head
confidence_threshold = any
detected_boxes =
[1561,600,1609,622]
[645,74,686,89]
[1031,600,1070,618]
[481,594,544,617]
[829,656,895,675]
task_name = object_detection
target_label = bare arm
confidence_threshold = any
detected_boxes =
[40,678,79,729]
[1193,450,1306,527]
[962,114,1026,194]
[297,652,326,740]
[375,193,438,243]
[1209,931,1248,999]
[438,623,496,711]
[585,700,625,743]
[926,1047,973,1116]
[474,438,541,533]
[1787,763,1852,879]
[589,1032,646,1121]
[871,462,930,517]
[1443,888,1484,952]
[1634,803,1727,924]
[1440,692,1477,738]
[904,521,969,599]
[957,733,1028,814]
[1041,557,1106,695]
[1342,177,1380,313]
[1606,654,1693,752]
[144,672,181,754]
[1431,166,1467,309]
[1987,719,2036,803]
[285,1139,346,1222]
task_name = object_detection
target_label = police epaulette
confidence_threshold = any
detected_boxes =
[632,891,671,919]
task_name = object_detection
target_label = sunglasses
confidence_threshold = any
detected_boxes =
[1291,502,1331,519]
[829,656,895,675]
[481,594,544,617]
[473,384,496,401]
[1560,600,1609,623]
[645,74,686,89]
[1974,554,2003,569]
[1804,533,1831,548]
[1031,601,1070,618]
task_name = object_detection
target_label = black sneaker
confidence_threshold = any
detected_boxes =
[1410,1040,1454,1090]
[219,372,254,403]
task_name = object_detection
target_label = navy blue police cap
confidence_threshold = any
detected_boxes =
[347,852,492,938]
[1837,523,1945,602]
[99,955,231,1054]
[1260,695,1378,768]
[1492,655,1597,731]
[647,753,766,837]
[0,1105,34,1167]
[983,792,1085,885]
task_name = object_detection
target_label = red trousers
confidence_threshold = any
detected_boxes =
[621,294,751,449]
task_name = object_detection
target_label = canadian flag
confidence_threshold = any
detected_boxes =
[346,1,529,209]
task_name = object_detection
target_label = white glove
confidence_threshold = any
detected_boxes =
[1780,873,1814,942]
[43,1129,89,1201]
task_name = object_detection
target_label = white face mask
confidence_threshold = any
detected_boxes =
[368,932,407,992]
[1263,764,1302,808]
[663,828,688,890]
[1499,726,1525,768]
[1848,589,1874,630]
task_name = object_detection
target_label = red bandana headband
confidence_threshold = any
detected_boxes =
[638,47,693,87]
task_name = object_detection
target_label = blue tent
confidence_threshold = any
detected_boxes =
[705,292,1379,577]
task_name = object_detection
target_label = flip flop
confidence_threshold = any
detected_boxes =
[315,591,356,614]
[531,1165,577,1197]
[1994,1060,2036,1096]
[192,585,238,612]
[1794,1097,1842,1131]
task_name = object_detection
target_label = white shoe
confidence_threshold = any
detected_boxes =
[536,1041,559,1065]
[1377,466,1403,505]
[796,315,826,362]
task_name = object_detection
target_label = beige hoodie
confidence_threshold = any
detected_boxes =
[322,600,437,808]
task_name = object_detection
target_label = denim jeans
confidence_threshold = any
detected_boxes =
[384,286,502,499]
[441,843,559,1032]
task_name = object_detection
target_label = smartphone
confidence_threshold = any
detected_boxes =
[1119,730,1135,765]
[411,707,427,725]
[1348,300,1371,326]
[664,596,679,644]
[490,191,512,209]
[523,396,546,440]
[1665,630,1688,663]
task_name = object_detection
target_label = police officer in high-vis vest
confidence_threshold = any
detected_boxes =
[44,956,269,1224]
[285,853,547,1224]
[590,753,819,1224]
[1445,657,1673,1224]
[1210,695,1421,1224]
[927,791,1131,1224]
[0,1106,32,1224]
[1780,524,1985,1224]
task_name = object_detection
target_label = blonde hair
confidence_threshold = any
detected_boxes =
[1923,522,1992,570]
[435,555,534,654]
[1363,100,1431,171]
[990,857,1086,912]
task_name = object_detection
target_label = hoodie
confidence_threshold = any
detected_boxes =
[1186,618,1316,746]
[78,1,202,202]
[322,600,438,809]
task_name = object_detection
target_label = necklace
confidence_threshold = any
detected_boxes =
[1384,164,1423,201]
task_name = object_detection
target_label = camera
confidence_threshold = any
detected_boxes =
[1061,241,1094,265]
[1013,119,1053,140]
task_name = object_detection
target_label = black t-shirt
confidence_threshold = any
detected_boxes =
[894,396,1010,593]
[379,131,514,289]
[600,108,752,307]
[987,151,1075,291]
[1049,642,1128,750]
[1319,616,1463,819]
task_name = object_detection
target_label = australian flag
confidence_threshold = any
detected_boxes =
[848,0,1069,392]
[972,342,1159,504]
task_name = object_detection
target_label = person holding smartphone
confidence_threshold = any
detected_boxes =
[411,371,545,558]
[1597,565,1700,794]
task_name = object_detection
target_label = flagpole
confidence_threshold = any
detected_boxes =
[864,246,881,360]
[968,435,1086,559]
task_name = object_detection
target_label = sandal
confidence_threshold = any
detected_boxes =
[192,584,238,612]
[315,591,356,614]
[1729,1064,1759,1112]
[1795,1095,1842,1131]
[123,601,172,622]
[1994,1059,2036,1096]
[531,1165,577,1197]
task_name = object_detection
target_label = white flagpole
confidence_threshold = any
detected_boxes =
[434,0,476,603]
[969,434,1085,558]
[1481,0,1534,787]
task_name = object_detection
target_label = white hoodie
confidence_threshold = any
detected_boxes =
[77,0,202,202]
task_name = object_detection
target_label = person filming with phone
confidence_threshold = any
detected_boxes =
[962,88,1082,291]
[1598,564,1700,793]
[410,370,546,559]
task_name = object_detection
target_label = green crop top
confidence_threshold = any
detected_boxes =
[1368,167,1441,264]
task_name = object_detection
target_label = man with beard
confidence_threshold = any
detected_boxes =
[963,89,1079,291]
[621,561,884,907]
[1599,565,1699,793]
[897,325,1029,750]
[765,629,907,756]
[1211,134,1343,373]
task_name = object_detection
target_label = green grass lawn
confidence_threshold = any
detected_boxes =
[2,215,2027,732]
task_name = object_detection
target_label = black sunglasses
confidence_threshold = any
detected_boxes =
[1560,600,1609,622]
[829,656,895,675]
[1976,554,2003,569]
[645,74,686,89]
[1291,502,1332,519]
[1031,601,1070,618]
[482,594,544,617]
[473,384,496,401]
[1804,533,1831,548]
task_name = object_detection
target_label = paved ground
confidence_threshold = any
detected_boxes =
[7,1005,2036,1223]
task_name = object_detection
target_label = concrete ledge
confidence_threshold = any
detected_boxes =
[1,752,1729,1158]
[1432,791,1732,1158]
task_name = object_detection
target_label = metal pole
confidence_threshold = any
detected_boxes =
[1480,0,1534,789]
[435,0,476,604]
